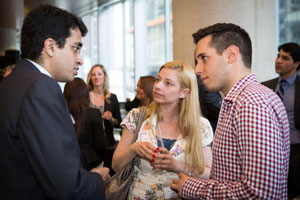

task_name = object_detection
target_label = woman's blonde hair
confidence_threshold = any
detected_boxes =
[86,64,111,103]
[147,60,205,173]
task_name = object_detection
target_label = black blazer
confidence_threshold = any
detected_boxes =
[125,97,141,112]
[77,107,106,170]
[262,74,300,130]
[0,59,105,200]
[103,94,122,146]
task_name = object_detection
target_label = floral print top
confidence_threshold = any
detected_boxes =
[121,108,214,200]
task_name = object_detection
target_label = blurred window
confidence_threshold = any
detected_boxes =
[77,0,173,101]
[278,0,300,44]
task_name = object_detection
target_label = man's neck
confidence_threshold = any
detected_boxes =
[280,71,297,80]
[223,65,251,96]
[27,59,53,78]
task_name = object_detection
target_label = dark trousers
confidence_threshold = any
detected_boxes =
[288,143,300,198]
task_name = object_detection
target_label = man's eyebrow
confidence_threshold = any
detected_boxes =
[196,53,205,59]
[75,42,83,47]
[278,53,291,59]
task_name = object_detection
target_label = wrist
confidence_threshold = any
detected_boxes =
[111,117,116,124]
[130,143,137,155]
[175,160,187,174]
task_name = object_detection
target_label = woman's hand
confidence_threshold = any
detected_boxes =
[102,111,113,121]
[103,111,118,125]
[131,141,156,161]
[150,147,182,172]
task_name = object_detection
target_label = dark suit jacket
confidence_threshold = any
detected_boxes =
[0,59,105,200]
[77,108,106,170]
[262,74,300,130]
[197,76,222,132]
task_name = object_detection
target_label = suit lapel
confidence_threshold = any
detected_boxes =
[294,75,300,129]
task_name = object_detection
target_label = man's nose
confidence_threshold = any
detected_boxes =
[194,63,203,75]
[276,56,282,64]
[76,54,83,65]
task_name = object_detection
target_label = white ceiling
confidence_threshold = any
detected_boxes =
[0,0,110,29]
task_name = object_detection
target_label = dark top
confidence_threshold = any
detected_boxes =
[0,59,105,200]
[125,96,141,111]
[90,93,122,147]
[157,138,176,151]
[77,107,106,170]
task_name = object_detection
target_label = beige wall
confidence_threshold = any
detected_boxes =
[173,0,278,82]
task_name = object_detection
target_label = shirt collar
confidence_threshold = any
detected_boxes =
[224,73,257,103]
[27,59,52,78]
[279,73,297,86]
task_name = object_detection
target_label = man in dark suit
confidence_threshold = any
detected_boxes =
[262,42,300,199]
[197,75,222,133]
[0,5,110,200]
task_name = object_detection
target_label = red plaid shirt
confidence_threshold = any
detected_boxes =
[182,74,290,199]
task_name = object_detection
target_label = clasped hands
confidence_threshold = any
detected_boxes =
[102,111,113,121]
[131,141,191,198]
[132,141,177,172]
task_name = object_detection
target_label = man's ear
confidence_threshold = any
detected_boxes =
[180,88,190,98]
[293,61,300,70]
[43,38,56,57]
[225,45,239,64]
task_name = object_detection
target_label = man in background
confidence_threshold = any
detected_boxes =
[0,5,109,199]
[262,42,300,199]
[171,23,290,199]
[197,75,221,132]
[0,50,20,81]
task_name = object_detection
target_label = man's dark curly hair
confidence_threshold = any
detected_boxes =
[21,4,88,61]
[192,23,252,69]
[278,42,300,71]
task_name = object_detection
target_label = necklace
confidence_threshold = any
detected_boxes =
[157,122,177,150]
[157,122,165,148]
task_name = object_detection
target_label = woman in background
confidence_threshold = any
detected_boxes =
[64,77,106,170]
[112,61,213,199]
[87,64,122,175]
[125,76,156,111]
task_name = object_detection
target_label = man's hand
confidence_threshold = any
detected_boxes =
[170,173,190,197]
[90,167,110,183]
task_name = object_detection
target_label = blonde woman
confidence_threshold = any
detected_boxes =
[87,64,122,175]
[112,61,213,199]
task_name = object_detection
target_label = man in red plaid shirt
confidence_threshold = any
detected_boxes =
[171,23,290,199]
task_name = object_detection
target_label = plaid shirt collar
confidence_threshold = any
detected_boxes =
[223,73,257,103]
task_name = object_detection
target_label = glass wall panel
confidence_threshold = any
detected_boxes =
[278,0,300,44]
[81,11,98,82]
[146,0,166,76]
[124,0,135,100]
[99,2,124,99]
[77,0,173,101]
